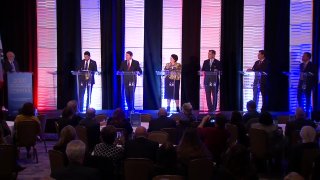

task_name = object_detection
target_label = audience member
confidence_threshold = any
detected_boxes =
[178,103,196,125]
[243,100,260,124]
[66,100,83,124]
[107,108,133,139]
[197,114,229,163]
[148,108,176,132]
[51,140,100,180]
[251,111,278,136]
[288,126,319,174]
[79,108,100,152]
[124,126,159,161]
[53,125,77,165]
[229,111,249,146]
[57,107,76,132]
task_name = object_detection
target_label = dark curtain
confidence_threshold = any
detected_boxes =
[313,0,320,112]
[143,0,162,110]
[181,0,201,109]
[101,0,125,109]
[56,0,81,109]
[220,0,243,111]
[264,0,290,111]
[0,0,38,105]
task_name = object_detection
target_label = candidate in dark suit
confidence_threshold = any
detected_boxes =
[78,51,97,111]
[119,51,142,111]
[248,50,269,111]
[125,126,159,161]
[148,108,176,132]
[201,50,222,112]
[297,52,316,115]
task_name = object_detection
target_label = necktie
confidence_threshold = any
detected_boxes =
[85,61,88,70]
[210,59,213,67]
[127,61,131,70]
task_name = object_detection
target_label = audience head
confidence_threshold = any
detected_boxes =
[67,100,78,113]
[62,106,74,119]
[66,140,86,164]
[158,108,167,117]
[157,142,177,166]
[100,125,117,145]
[258,111,273,126]
[295,107,305,120]
[246,100,257,111]
[134,126,147,138]
[215,113,227,129]
[19,102,35,116]
[230,111,243,124]
[57,125,77,146]
[182,102,193,115]
[300,126,316,143]
[284,172,304,180]
[86,108,96,119]
[112,108,125,122]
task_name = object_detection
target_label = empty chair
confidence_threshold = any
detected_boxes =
[124,158,154,180]
[148,131,169,144]
[153,175,184,180]
[161,128,178,144]
[48,150,65,173]
[188,158,215,180]
[75,125,88,147]
[0,145,18,179]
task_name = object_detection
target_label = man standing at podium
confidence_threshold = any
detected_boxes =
[119,51,142,111]
[78,51,97,112]
[201,50,221,112]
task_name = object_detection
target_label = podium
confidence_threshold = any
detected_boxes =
[71,70,100,112]
[198,71,221,112]
[7,72,33,114]
[116,71,141,111]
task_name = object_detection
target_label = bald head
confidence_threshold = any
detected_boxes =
[158,108,167,117]
[135,126,147,138]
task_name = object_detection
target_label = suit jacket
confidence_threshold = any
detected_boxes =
[201,59,221,86]
[2,59,19,72]
[125,137,159,161]
[148,116,176,132]
[252,59,269,85]
[298,61,316,90]
[51,163,100,180]
[78,59,98,84]
[79,118,100,151]
[119,59,142,85]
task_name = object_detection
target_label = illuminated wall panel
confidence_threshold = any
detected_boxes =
[161,0,182,110]
[80,0,102,111]
[199,0,221,112]
[124,0,144,110]
[37,0,57,110]
[242,0,265,111]
[289,0,313,112]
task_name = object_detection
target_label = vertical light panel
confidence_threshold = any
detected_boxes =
[161,0,182,110]
[199,0,221,112]
[37,0,57,110]
[80,0,102,111]
[289,0,313,112]
[242,0,265,111]
[124,0,144,110]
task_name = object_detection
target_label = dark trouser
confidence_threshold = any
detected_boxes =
[205,85,218,112]
[124,85,135,111]
[253,82,267,111]
[297,87,312,115]
[79,81,93,112]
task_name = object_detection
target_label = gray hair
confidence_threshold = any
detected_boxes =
[86,108,96,119]
[300,126,316,143]
[182,102,193,114]
[66,140,86,164]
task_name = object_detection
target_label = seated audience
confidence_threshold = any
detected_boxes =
[51,140,100,180]
[92,125,124,162]
[79,108,100,152]
[53,125,77,165]
[148,108,176,132]
[229,111,249,147]
[288,126,319,174]
[107,108,133,139]
[66,100,83,125]
[57,107,76,132]
[251,111,278,136]
[197,114,229,163]
[177,103,196,125]
[177,128,212,167]
[124,126,159,161]
[243,100,260,124]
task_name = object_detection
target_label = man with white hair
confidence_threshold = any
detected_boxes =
[51,140,100,179]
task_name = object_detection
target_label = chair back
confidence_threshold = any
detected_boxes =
[124,158,154,180]
[48,150,65,173]
[301,148,319,179]
[0,145,17,179]
[87,156,115,180]
[188,158,215,180]
[95,114,107,123]
[249,128,268,159]
[75,125,88,146]
[15,121,40,147]
[161,128,178,144]
[141,114,152,122]
[148,131,168,144]
[153,175,184,180]
[226,123,238,145]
